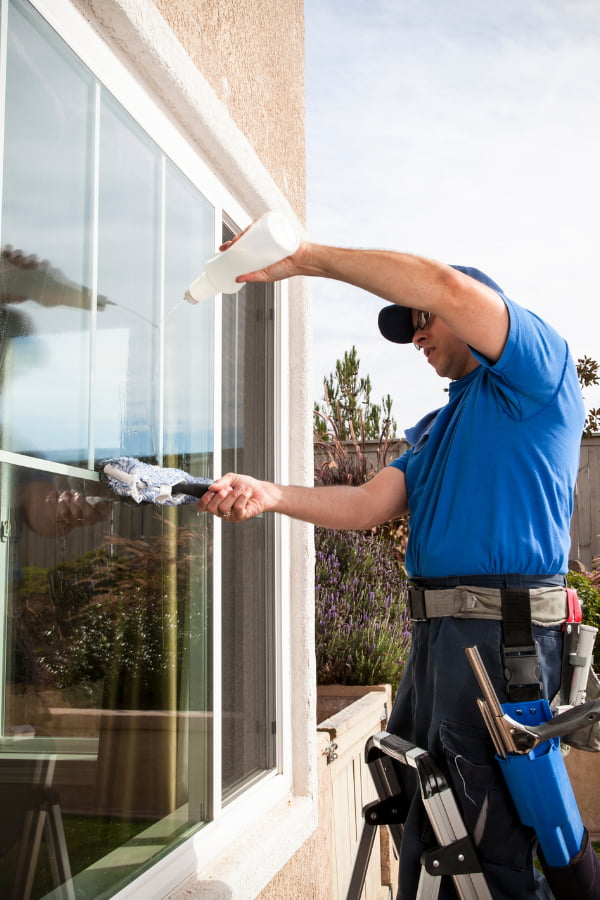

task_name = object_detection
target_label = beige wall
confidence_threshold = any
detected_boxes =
[72,0,306,222]
[255,731,335,900]
[154,0,306,221]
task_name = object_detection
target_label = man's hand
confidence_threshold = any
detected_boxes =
[19,482,111,537]
[219,227,311,286]
[0,245,110,309]
[198,473,273,522]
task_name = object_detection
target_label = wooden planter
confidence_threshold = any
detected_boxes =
[316,683,391,725]
[316,685,396,900]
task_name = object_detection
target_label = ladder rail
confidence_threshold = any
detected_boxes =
[346,732,493,900]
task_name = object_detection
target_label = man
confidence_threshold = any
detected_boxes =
[199,239,585,899]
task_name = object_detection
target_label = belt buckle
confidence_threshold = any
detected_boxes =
[408,588,428,621]
[502,644,542,702]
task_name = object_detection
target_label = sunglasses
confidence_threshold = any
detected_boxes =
[413,310,432,331]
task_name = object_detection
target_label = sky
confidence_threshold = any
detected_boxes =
[304,0,600,432]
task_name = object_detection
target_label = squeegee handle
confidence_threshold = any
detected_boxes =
[525,697,600,743]
[172,481,212,498]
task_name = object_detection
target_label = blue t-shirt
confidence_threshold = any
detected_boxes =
[388,295,584,578]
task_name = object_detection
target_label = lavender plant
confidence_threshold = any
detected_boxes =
[315,526,410,686]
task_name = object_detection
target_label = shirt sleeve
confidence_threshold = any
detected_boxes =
[469,293,572,420]
[388,451,409,472]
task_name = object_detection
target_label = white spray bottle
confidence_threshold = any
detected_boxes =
[184,210,300,304]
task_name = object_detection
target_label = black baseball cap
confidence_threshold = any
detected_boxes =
[377,265,504,344]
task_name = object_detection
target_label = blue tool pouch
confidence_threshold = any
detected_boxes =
[497,698,584,867]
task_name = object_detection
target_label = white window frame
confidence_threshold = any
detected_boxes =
[0,1,316,897]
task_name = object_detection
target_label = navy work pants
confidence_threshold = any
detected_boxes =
[387,617,563,900]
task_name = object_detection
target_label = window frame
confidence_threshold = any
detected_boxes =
[0,0,300,894]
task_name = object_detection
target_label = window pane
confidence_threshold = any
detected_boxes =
[0,0,95,466]
[0,460,212,898]
[163,161,214,468]
[221,242,276,800]
[94,93,161,461]
[0,2,216,896]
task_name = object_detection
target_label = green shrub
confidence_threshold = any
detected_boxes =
[567,570,600,670]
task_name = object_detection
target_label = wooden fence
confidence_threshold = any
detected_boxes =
[316,436,600,572]
[570,435,600,571]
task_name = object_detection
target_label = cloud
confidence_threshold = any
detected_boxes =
[306,0,600,428]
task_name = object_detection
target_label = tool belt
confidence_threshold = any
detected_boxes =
[408,577,600,750]
[408,577,568,704]
[407,585,568,627]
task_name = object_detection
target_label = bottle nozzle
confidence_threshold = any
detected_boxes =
[184,270,217,304]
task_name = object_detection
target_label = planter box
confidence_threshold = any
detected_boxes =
[317,683,391,725]
[317,685,396,900]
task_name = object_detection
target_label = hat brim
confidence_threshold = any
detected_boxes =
[377,305,414,344]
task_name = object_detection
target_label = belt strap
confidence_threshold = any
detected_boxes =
[500,589,542,702]
[410,573,566,589]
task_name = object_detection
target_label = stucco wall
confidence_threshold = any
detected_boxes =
[153,0,306,221]
[254,732,335,900]
[71,0,305,222]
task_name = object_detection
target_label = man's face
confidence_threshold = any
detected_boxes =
[411,310,479,381]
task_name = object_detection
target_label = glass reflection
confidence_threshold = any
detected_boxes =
[163,162,214,467]
[0,0,96,466]
[0,1,216,896]
[0,461,211,897]
[95,94,161,462]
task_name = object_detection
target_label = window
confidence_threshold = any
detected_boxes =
[221,228,276,801]
[0,1,278,897]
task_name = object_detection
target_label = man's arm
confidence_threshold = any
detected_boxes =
[198,464,408,529]
[236,240,510,363]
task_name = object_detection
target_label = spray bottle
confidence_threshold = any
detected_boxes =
[184,211,300,304]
